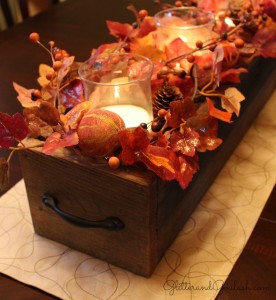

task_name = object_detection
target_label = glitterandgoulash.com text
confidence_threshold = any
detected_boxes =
[163,279,271,296]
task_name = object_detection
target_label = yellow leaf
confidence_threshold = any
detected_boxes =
[39,64,52,77]
[37,64,52,87]
[133,34,166,62]
[134,45,166,62]
[37,76,50,87]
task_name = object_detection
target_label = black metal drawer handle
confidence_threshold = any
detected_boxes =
[42,194,125,231]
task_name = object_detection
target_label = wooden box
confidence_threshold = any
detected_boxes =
[19,57,276,277]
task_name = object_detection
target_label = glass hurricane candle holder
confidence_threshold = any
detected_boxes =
[154,7,214,50]
[78,53,154,128]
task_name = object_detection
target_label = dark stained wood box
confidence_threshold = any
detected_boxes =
[19,57,276,277]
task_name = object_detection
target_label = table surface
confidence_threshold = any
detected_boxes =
[0,0,275,299]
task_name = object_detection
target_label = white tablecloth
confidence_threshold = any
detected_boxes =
[0,89,275,299]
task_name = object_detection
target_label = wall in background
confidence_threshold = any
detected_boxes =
[0,0,66,31]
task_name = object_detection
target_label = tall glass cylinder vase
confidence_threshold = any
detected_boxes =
[78,53,154,128]
[154,7,214,50]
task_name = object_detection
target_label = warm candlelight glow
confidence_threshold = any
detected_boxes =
[101,104,151,128]
[225,17,235,28]
[79,54,154,128]
[154,7,214,50]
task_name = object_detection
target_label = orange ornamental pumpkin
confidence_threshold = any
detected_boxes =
[77,108,125,157]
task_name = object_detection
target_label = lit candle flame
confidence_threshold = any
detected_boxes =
[225,17,235,27]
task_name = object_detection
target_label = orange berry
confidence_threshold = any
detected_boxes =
[46,69,55,80]
[31,89,41,100]
[53,61,63,71]
[186,55,195,63]
[29,32,40,43]
[234,38,245,48]
[195,40,203,49]
[158,109,167,118]
[138,9,148,19]
[108,156,120,169]
[175,1,183,7]
[48,40,55,47]
[54,53,62,61]
[209,43,217,52]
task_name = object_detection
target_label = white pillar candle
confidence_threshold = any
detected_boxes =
[101,104,151,128]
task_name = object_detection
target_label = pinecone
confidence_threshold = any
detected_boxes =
[153,83,183,117]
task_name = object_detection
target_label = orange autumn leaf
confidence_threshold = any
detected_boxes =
[139,145,177,181]
[141,151,175,174]
[206,98,232,123]
[60,101,93,131]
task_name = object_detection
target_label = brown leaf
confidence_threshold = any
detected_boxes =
[38,102,60,126]
[0,157,9,191]
[13,82,41,108]
[222,87,245,116]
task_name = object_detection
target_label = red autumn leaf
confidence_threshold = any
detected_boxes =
[119,126,150,165]
[59,79,85,110]
[259,40,276,58]
[0,112,28,147]
[106,20,137,39]
[184,109,223,152]
[197,135,223,152]
[220,68,248,83]
[0,121,12,148]
[252,26,276,58]
[176,154,199,189]
[57,56,75,83]
[170,126,200,157]
[42,131,79,155]
[252,27,276,48]
[138,18,156,38]
[165,38,192,62]
[155,132,170,148]
[167,99,197,128]
[139,145,177,181]
[264,0,276,21]
[168,75,195,99]
[13,82,41,108]
[206,98,232,123]
[119,127,177,181]
[198,0,224,11]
